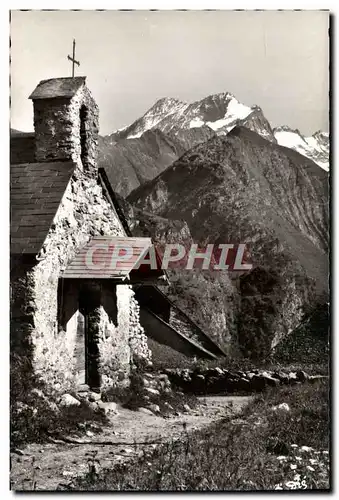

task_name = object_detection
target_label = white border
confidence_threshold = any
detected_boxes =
[2,2,335,498]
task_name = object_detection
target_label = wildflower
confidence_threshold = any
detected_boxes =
[309,459,318,465]
[277,456,287,460]
[290,464,297,470]
[291,444,298,448]
[272,403,290,412]
[293,474,301,481]
[295,457,302,461]
[306,466,315,471]
[301,446,312,452]
[322,450,329,455]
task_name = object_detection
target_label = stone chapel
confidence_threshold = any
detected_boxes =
[10,76,163,394]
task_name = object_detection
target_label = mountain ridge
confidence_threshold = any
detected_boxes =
[107,92,329,174]
[128,125,328,355]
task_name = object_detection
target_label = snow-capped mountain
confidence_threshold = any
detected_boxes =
[274,126,329,171]
[112,93,329,172]
[113,92,275,141]
[100,93,328,196]
[126,97,187,139]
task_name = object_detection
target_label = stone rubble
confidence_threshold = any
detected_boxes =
[59,394,81,408]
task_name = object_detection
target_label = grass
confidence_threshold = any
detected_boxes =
[11,365,196,450]
[74,379,330,491]
[10,354,109,449]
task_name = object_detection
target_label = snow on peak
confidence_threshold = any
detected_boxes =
[188,95,251,133]
[126,97,187,139]
[274,126,329,171]
[189,117,205,129]
[206,96,251,131]
[121,91,327,162]
[152,97,186,113]
[124,92,255,139]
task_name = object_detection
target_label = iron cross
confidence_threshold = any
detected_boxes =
[67,39,80,78]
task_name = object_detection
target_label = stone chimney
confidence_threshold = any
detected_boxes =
[29,77,99,174]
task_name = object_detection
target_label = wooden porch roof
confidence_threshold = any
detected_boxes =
[60,236,166,282]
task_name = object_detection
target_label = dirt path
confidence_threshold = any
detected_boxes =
[10,395,252,491]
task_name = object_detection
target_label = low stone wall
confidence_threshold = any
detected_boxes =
[163,367,327,395]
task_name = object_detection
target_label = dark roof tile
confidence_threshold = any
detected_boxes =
[10,134,35,164]
[10,161,75,254]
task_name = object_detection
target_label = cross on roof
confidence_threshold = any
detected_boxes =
[67,39,80,78]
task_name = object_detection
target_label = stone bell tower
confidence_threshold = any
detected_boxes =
[29,77,99,175]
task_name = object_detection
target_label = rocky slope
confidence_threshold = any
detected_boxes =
[117,196,237,353]
[98,126,215,197]
[128,126,329,358]
[274,126,329,171]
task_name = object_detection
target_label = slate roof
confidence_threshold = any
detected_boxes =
[10,161,75,254]
[29,77,86,100]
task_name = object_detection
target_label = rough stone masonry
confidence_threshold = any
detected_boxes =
[10,77,151,396]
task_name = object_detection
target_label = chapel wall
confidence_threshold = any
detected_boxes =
[12,82,152,396]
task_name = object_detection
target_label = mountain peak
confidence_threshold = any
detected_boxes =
[274,126,329,171]
[151,96,186,112]
[274,125,304,137]
[109,93,329,172]
[200,91,234,102]
[153,96,185,105]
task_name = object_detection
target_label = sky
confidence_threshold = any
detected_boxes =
[10,10,329,136]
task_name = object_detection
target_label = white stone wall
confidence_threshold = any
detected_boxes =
[128,294,152,367]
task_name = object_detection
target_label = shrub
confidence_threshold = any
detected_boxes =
[238,266,283,360]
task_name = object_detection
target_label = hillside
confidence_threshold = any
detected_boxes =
[98,127,215,197]
[128,126,329,357]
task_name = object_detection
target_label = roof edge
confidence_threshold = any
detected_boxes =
[29,77,87,100]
